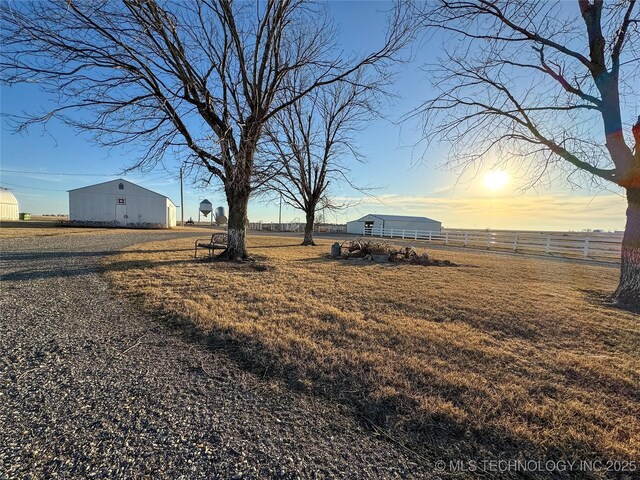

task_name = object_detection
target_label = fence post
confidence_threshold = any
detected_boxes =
[402,229,405,239]
[445,232,449,245]
[390,229,394,239]
[486,232,491,248]
[583,238,589,257]
[513,233,518,251]
[545,235,551,254]
[464,232,468,247]
[428,231,432,242]
[414,230,418,240]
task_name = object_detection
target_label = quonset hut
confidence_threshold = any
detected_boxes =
[0,188,19,221]
[68,179,176,228]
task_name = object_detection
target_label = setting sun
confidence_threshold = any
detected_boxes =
[483,170,510,190]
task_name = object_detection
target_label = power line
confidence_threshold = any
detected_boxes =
[137,174,177,183]
[0,182,67,192]
[0,168,118,177]
[1,169,176,184]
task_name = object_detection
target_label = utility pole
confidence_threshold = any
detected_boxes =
[278,193,282,231]
[179,166,184,226]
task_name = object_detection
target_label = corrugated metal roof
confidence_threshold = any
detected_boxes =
[0,188,18,205]
[356,213,440,223]
[68,178,173,201]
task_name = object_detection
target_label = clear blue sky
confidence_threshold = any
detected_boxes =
[0,1,628,231]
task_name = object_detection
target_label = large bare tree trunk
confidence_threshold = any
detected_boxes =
[224,183,250,261]
[302,210,316,246]
[615,187,640,307]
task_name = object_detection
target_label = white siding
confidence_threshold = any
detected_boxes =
[346,221,364,234]
[347,214,442,235]
[384,220,441,231]
[347,214,384,234]
[166,198,177,227]
[69,179,175,227]
[0,203,19,221]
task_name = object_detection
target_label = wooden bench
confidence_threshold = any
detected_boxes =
[194,233,228,258]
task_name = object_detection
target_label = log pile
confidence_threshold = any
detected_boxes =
[338,238,456,266]
[389,246,455,266]
[341,238,391,259]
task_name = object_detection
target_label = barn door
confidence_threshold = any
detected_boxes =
[115,204,127,225]
[364,221,374,235]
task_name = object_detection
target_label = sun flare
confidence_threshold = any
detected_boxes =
[483,170,510,191]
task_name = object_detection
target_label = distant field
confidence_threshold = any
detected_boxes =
[0,221,116,238]
[358,228,623,263]
[106,235,639,478]
[27,215,70,222]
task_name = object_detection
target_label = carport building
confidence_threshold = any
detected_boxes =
[346,214,441,235]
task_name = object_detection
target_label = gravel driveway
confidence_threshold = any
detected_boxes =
[0,231,428,479]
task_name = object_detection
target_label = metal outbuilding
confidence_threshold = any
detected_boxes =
[69,179,176,228]
[0,188,19,221]
[346,214,441,235]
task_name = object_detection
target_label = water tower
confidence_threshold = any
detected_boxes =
[214,206,227,226]
[198,199,213,224]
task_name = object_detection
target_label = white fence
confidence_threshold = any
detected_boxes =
[248,222,347,233]
[363,227,622,263]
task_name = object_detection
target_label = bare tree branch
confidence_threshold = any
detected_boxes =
[260,72,382,245]
[1,0,412,258]
[414,0,640,303]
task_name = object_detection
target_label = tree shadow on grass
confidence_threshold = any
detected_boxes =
[197,253,275,271]
[139,304,613,479]
[294,254,470,269]
[580,288,640,314]
[1,247,193,262]
[1,255,191,282]
[250,243,307,249]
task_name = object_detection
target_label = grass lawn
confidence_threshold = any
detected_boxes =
[106,235,639,477]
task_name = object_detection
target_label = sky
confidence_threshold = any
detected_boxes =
[0,1,631,232]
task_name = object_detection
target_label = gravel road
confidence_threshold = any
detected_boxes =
[0,231,428,479]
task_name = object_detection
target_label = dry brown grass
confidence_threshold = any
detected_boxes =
[0,222,214,238]
[106,235,639,476]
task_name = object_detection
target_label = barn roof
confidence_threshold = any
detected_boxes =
[353,214,440,223]
[68,178,173,203]
[0,188,18,205]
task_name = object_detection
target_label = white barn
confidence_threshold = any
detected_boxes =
[346,214,441,235]
[0,188,19,221]
[69,179,176,228]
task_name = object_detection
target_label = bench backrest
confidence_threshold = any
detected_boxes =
[211,233,228,244]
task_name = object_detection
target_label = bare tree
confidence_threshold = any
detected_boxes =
[415,0,639,305]
[263,76,378,245]
[1,0,412,259]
